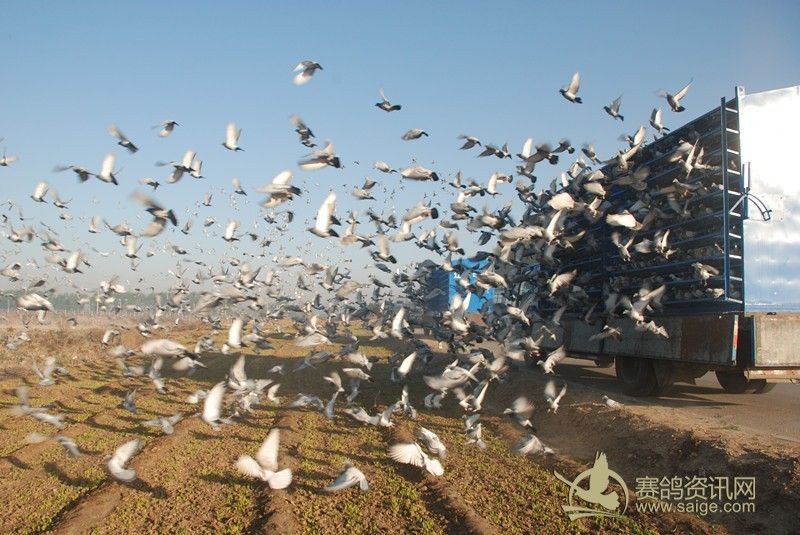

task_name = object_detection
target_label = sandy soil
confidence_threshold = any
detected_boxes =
[0,320,794,534]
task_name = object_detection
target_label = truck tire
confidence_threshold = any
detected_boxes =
[753,381,776,394]
[715,371,759,393]
[615,357,658,396]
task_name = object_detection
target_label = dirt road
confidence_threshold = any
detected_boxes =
[555,357,800,445]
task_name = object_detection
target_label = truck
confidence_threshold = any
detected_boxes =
[536,84,800,396]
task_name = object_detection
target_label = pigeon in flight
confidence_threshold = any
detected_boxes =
[154,119,179,137]
[108,124,138,153]
[236,428,293,489]
[559,71,582,103]
[107,439,141,482]
[293,60,323,85]
[223,122,244,151]
[324,461,369,492]
[603,95,624,121]
[388,442,444,476]
[375,88,401,112]
[402,128,428,141]
[659,80,692,112]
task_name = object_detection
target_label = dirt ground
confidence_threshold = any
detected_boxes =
[0,316,796,534]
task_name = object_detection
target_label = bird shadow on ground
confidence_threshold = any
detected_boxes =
[197,472,252,486]
[2,455,30,470]
[312,448,381,467]
[189,429,223,441]
[128,478,168,499]
[92,384,126,396]
[50,401,85,414]
[293,479,334,493]
[44,462,98,488]
[83,413,133,434]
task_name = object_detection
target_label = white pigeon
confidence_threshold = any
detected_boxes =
[96,153,119,184]
[223,122,244,151]
[324,461,369,492]
[415,427,447,458]
[393,351,417,381]
[107,439,141,482]
[602,395,623,409]
[236,430,293,490]
[223,220,240,242]
[202,382,226,429]
[308,191,339,238]
[544,380,567,413]
[537,346,566,374]
[515,434,554,456]
[31,181,49,202]
[559,71,582,103]
[389,442,444,476]
[156,119,179,137]
[292,60,323,85]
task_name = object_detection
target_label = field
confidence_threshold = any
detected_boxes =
[0,316,732,534]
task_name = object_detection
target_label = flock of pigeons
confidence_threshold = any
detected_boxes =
[4,62,711,498]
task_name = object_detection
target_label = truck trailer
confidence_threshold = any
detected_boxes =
[531,85,800,396]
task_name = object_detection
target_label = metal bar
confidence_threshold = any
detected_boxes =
[720,97,732,300]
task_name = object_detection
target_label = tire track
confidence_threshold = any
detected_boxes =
[384,421,500,535]
[246,409,302,535]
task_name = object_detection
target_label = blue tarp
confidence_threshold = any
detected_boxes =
[430,257,495,312]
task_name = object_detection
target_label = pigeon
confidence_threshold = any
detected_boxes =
[515,434,553,456]
[108,124,138,153]
[324,461,369,492]
[650,108,670,134]
[458,135,481,150]
[202,382,226,429]
[235,428,293,489]
[375,88,401,112]
[56,435,83,457]
[324,371,345,393]
[155,119,179,137]
[603,95,624,121]
[388,442,444,476]
[659,80,692,112]
[544,380,567,413]
[504,396,535,429]
[143,413,184,435]
[559,71,582,103]
[402,128,428,141]
[223,122,244,151]
[537,346,566,374]
[374,161,396,174]
[107,439,141,482]
[122,389,138,414]
[293,60,323,85]
[602,395,623,409]
[308,192,339,238]
[415,427,447,458]
[96,153,119,184]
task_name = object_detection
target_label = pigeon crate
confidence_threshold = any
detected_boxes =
[531,85,800,385]
[542,88,800,315]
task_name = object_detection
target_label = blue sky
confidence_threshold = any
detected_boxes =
[1,1,798,294]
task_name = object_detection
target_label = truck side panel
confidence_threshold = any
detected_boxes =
[560,315,737,365]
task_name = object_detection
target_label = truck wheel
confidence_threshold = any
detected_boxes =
[753,381,776,394]
[595,357,614,368]
[715,371,759,393]
[615,357,658,396]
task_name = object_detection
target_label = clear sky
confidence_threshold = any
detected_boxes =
[1,1,799,295]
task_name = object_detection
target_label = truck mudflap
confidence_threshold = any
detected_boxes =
[745,368,800,382]
[751,314,800,367]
